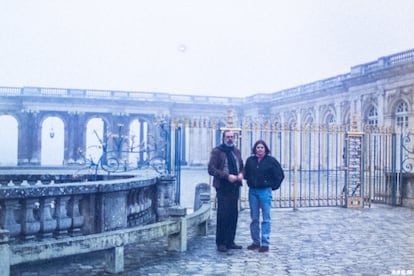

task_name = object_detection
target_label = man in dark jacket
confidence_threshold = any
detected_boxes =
[208,130,244,252]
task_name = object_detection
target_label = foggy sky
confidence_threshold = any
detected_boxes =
[1,0,414,97]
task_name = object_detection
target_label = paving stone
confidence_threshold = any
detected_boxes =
[10,203,414,276]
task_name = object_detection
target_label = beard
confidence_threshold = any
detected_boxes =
[224,142,234,147]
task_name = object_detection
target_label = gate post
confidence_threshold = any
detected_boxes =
[344,114,364,208]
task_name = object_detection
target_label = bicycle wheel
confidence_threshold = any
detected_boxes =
[101,157,119,172]
[149,157,166,174]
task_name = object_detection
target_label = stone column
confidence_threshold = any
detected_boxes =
[1,199,21,240]
[54,196,72,238]
[181,126,188,165]
[68,195,85,236]
[200,126,209,164]
[0,229,10,276]
[189,124,196,164]
[65,112,85,164]
[377,88,385,126]
[315,105,321,126]
[39,197,57,238]
[18,112,40,165]
[21,199,40,240]
[335,101,342,124]
[32,112,42,165]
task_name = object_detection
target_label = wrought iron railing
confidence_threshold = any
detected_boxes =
[401,131,414,173]
[74,122,171,180]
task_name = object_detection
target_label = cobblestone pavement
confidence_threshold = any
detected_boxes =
[11,204,414,276]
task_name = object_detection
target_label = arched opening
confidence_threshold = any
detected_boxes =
[0,115,18,165]
[41,116,64,166]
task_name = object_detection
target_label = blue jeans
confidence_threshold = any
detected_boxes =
[249,187,272,247]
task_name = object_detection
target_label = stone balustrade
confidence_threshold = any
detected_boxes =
[0,177,211,275]
[1,48,412,105]
[0,173,175,242]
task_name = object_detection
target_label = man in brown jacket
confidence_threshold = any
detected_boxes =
[208,130,244,252]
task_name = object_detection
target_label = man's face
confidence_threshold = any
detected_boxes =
[255,144,265,155]
[223,131,234,146]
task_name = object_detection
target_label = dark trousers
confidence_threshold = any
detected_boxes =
[216,182,240,247]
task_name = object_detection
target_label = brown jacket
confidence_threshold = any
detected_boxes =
[208,145,244,190]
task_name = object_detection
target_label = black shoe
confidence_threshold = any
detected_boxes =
[247,243,260,250]
[258,246,269,252]
[217,245,228,252]
[227,243,242,249]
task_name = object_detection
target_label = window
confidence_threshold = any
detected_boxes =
[367,106,378,126]
[395,101,408,129]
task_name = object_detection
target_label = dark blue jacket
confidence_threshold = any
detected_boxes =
[243,155,285,190]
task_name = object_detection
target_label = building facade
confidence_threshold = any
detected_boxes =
[0,48,413,168]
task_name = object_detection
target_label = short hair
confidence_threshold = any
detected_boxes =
[251,139,270,155]
[222,130,233,141]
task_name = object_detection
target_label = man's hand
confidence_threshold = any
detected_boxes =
[237,173,243,181]
[228,173,243,183]
[228,174,238,183]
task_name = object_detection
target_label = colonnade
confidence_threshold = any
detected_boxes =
[0,48,413,167]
